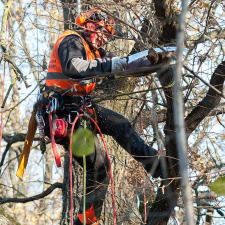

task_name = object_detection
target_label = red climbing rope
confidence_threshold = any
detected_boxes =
[48,112,62,167]
[89,117,116,225]
[69,114,83,225]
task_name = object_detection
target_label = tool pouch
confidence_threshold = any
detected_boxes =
[55,119,68,138]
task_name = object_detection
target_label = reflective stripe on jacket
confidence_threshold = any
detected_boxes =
[46,30,101,95]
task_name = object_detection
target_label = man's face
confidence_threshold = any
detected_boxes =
[86,21,111,49]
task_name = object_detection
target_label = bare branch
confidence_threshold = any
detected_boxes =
[0,0,28,87]
[0,182,63,204]
[185,61,225,134]
[173,0,195,223]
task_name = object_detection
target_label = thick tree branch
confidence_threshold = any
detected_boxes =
[153,0,171,18]
[153,0,178,43]
[0,133,40,174]
[147,66,179,225]
[185,61,225,135]
[0,0,13,50]
[0,182,63,204]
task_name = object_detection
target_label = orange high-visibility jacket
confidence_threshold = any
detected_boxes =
[46,30,101,95]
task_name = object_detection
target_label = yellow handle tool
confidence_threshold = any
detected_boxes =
[16,105,38,179]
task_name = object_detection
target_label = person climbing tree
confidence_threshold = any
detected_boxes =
[41,7,163,225]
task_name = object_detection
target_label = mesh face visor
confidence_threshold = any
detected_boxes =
[89,11,109,22]
[87,9,115,34]
[96,26,111,40]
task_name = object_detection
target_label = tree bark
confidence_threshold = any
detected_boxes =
[147,66,179,225]
[0,206,21,225]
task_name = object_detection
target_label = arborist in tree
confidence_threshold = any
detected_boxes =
[42,7,164,225]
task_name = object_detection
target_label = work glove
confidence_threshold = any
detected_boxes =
[111,57,127,72]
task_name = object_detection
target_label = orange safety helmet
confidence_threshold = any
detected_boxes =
[75,7,115,34]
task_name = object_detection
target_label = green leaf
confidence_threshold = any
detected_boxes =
[210,177,225,196]
[72,127,95,157]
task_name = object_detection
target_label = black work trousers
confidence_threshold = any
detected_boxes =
[70,104,161,222]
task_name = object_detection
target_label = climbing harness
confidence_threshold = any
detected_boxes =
[37,88,95,168]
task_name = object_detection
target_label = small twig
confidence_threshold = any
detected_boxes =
[0,0,28,87]
[183,65,225,99]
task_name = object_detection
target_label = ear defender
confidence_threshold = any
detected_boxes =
[75,12,86,26]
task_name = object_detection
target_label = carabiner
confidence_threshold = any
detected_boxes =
[68,111,79,124]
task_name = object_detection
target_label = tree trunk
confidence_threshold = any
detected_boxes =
[0,206,21,225]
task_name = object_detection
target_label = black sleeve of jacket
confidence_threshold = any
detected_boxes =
[58,34,112,79]
[98,48,116,59]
